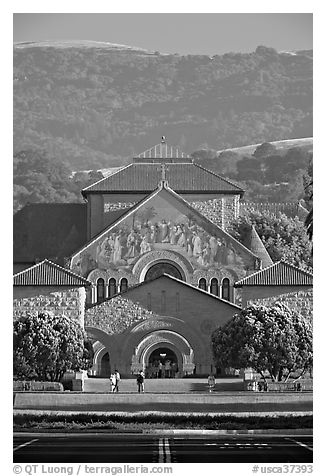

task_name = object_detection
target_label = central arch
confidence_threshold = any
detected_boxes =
[144,262,182,281]
[134,250,193,283]
[131,330,195,377]
[146,346,179,378]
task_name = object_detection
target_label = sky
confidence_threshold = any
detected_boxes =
[13,12,312,56]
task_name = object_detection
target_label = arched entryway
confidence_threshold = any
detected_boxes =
[147,346,179,378]
[144,262,183,281]
[131,330,195,377]
[100,352,111,377]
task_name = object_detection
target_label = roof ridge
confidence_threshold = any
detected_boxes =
[193,162,244,192]
[158,183,259,260]
[82,163,133,193]
[13,258,90,283]
[13,259,46,278]
[278,259,313,277]
[71,185,165,259]
[234,259,313,287]
[235,260,279,284]
[71,182,259,263]
[160,273,242,308]
[135,142,191,159]
[89,273,241,310]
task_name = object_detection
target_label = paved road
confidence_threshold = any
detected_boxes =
[13,434,313,463]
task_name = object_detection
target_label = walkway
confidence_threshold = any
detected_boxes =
[84,377,243,393]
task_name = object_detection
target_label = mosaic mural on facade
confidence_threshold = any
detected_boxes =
[71,188,256,279]
[85,296,162,334]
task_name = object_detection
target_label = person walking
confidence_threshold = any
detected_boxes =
[114,369,121,392]
[136,370,145,393]
[158,361,163,378]
[165,359,171,378]
[208,374,215,393]
[110,372,116,393]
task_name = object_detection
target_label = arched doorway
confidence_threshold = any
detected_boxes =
[147,346,179,378]
[100,352,111,377]
[131,330,195,377]
[145,262,183,281]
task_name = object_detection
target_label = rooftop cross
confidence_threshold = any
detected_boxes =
[158,162,169,187]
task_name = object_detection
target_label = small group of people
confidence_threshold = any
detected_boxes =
[147,360,178,378]
[109,369,121,392]
[110,369,146,393]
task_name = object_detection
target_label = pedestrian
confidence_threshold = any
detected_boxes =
[114,369,120,392]
[158,361,163,378]
[110,372,116,393]
[207,374,215,393]
[165,359,171,378]
[136,370,145,393]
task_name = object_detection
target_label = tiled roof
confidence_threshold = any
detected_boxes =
[243,226,273,269]
[82,163,244,195]
[234,260,313,287]
[13,259,91,286]
[135,142,192,160]
[14,203,87,264]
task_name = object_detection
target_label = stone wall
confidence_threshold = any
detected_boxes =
[104,201,136,213]
[13,286,86,327]
[247,289,313,319]
[190,195,240,231]
[85,296,159,334]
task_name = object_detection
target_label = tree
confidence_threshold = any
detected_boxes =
[216,150,239,175]
[253,142,278,159]
[13,312,93,382]
[236,156,264,182]
[303,159,313,240]
[230,210,312,270]
[211,304,312,382]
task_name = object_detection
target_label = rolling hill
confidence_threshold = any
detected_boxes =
[14,42,312,171]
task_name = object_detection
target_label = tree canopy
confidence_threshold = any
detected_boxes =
[14,44,312,170]
[229,209,312,270]
[13,148,105,213]
[211,303,312,382]
[253,142,277,159]
[13,312,93,381]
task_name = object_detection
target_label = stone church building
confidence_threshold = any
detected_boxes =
[13,140,313,377]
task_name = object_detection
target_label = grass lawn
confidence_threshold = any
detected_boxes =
[13,412,312,432]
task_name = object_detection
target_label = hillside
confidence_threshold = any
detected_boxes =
[14,42,312,170]
[215,137,313,157]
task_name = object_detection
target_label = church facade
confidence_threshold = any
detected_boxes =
[13,140,313,378]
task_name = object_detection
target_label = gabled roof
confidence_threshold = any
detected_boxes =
[81,162,244,195]
[72,181,258,263]
[13,259,91,286]
[243,226,273,269]
[88,273,242,311]
[234,260,313,287]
